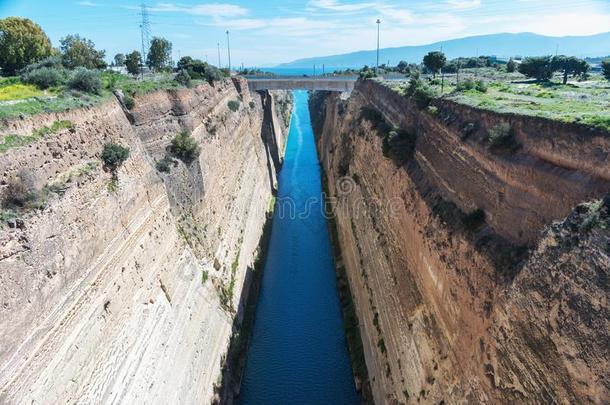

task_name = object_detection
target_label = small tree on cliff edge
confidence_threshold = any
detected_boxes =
[603,59,610,81]
[125,51,141,75]
[423,51,446,78]
[147,37,172,72]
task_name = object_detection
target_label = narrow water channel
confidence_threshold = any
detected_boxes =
[237,90,360,404]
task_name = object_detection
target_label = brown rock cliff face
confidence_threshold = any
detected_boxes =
[311,80,609,404]
[0,78,291,404]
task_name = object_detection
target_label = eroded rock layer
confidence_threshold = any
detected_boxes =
[0,78,291,404]
[312,80,609,404]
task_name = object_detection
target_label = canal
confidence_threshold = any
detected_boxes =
[237,90,360,404]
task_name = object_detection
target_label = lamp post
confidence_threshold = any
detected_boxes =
[217,42,221,68]
[226,30,231,72]
[376,19,381,73]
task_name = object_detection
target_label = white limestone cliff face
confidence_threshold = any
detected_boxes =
[0,78,291,404]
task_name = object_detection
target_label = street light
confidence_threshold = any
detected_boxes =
[226,30,231,72]
[217,42,221,68]
[376,19,381,73]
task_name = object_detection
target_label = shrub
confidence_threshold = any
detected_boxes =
[249,101,256,109]
[463,209,486,231]
[475,79,487,93]
[383,127,417,163]
[22,66,67,89]
[2,172,47,211]
[68,67,102,94]
[175,69,191,87]
[169,131,200,164]
[413,85,435,109]
[123,94,135,110]
[227,100,240,112]
[506,58,517,73]
[155,156,173,173]
[101,142,130,171]
[487,123,520,152]
[456,78,487,93]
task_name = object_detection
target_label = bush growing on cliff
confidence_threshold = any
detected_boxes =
[227,100,240,112]
[406,73,436,109]
[123,94,135,110]
[2,172,47,211]
[169,130,200,164]
[175,69,191,87]
[101,142,130,172]
[487,122,520,152]
[68,67,102,94]
[383,127,417,163]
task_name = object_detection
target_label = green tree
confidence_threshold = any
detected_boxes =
[101,143,130,172]
[551,55,589,84]
[518,56,553,81]
[603,59,610,81]
[125,51,141,75]
[113,53,125,67]
[147,37,172,72]
[423,51,446,78]
[506,58,517,73]
[60,34,106,69]
[0,17,53,75]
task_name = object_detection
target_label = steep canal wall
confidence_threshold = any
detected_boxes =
[311,80,610,404]
[0,78,292,404]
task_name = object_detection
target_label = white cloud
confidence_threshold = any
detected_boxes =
[444,0,482,10]
[307,0,377,12]
[151,2,248,18]
[78,1,103,6]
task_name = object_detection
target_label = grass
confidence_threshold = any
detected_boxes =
[0,120,73,153]
[0,83,44,101]
[384,70,610,131]
[0,92,107,120]
[0,72,199,120]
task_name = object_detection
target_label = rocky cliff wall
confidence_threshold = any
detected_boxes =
[312,80,609,404]
[0,78,291,404]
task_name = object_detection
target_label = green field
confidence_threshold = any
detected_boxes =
[0,71,193,121]
[384,69,610,131]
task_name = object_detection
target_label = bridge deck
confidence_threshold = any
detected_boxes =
[246,77,357,92]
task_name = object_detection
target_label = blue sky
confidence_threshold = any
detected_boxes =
[1,0,609,66]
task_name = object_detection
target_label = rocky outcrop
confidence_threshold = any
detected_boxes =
[312,80,609,404]
[0,78,291,404]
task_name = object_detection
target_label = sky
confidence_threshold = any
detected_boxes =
[1,0,610,67]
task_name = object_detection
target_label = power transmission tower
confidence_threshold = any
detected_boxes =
[139,1,151,76]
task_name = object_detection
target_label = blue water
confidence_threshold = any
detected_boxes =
[237,91,360,405]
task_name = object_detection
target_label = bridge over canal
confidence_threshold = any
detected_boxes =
[246,77,357,92]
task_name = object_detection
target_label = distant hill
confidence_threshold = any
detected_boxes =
[277,32,610,68]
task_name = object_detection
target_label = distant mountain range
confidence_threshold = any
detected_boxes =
[277,32,610,68]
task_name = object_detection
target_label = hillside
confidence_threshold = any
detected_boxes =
[278,31,610,68]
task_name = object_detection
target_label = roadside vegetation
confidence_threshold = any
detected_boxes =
[368,51,610,131]
[0,17,229,121]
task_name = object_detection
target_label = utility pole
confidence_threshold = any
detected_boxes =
[313,64,316,76]
[376,19,381,73]
[217,42,221,68]
[226,30,231,72]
